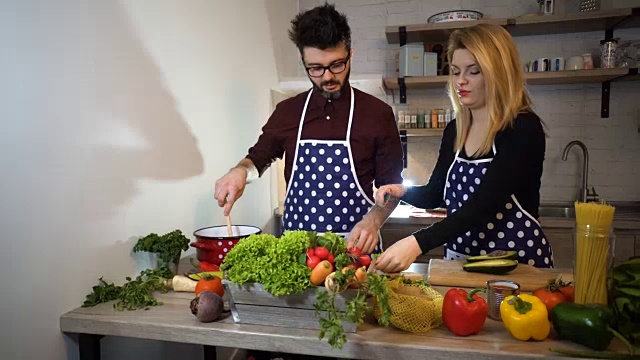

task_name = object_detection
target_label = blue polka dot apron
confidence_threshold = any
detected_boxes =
[282,88,383,254]
[443,144,554,268]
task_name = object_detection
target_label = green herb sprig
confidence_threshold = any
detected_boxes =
[313,269,391,349]
[132,229,189,267]
[82,267,173,311]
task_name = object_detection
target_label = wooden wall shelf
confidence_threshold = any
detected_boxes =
[386,7,640,120]
[403,128,444,137]
[386,19,508,43]
[385,7,640,44]
[384,68,637,89]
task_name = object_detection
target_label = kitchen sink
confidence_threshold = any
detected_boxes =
[538,206,575,218]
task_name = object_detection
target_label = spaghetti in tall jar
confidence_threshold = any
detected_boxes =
[573,201,616,305]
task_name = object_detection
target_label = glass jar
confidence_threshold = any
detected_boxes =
[600,38,619,69]
[573,224,615,305]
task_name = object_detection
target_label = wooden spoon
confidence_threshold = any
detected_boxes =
[226,215,233,237]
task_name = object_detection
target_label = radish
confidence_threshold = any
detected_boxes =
[314,246,330,260]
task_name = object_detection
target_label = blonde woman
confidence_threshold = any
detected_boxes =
[373,24,554,272]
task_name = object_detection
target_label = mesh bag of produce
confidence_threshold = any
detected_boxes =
[373,277,444,333]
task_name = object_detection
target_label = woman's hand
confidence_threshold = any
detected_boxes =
[375,184,406,208]
[375,235,422,273]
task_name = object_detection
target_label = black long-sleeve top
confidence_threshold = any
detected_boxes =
[402,112,546,254]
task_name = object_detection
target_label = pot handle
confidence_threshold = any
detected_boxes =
[190,242,217,251]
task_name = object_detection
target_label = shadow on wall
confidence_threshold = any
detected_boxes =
[57,1,204,219]
[43,2,205,359]
[193,76,277,236]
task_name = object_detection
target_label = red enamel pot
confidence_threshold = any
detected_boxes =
[191,225,261,266]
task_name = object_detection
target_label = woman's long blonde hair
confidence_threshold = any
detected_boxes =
[447,24,533,156]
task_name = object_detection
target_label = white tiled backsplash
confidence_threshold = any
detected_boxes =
[299,0,640,202]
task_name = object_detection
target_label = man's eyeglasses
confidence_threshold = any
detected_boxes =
[304,55,350,77]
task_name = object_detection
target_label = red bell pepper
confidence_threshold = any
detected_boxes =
[442,288,489,336]
[190,257,220,272]
[198,261,220,272]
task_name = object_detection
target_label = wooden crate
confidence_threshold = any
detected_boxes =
[223,280,359,332]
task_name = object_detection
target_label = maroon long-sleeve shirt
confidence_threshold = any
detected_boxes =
[246,83,404,200]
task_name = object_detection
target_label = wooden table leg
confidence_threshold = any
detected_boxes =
[79,334,103,360]
[203,345,217,360]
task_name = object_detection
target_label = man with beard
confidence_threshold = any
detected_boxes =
[214,3,403,255]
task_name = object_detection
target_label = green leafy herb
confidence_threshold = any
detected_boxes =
[313,268,391,349]
[333,253,350,270]
[317,232,348,255]
[368,274,392,326]
[82,267,173,311]
[400,275,429,287]
[609,257,640,345]
[133,229,189,267]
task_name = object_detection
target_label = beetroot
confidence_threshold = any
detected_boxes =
[190,291,223,322]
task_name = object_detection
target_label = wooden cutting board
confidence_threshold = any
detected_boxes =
[427,259,559,292]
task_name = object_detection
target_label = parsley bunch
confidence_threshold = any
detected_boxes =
[132,229,189,267]
[314,269,391,349]
[82,267,173,311]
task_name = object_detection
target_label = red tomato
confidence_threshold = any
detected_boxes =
[533,288,566,313]
[552,278,574,303]
[558,285,574,303]
[195,276,224,297]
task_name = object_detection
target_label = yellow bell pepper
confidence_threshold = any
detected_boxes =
[500,294,550,341]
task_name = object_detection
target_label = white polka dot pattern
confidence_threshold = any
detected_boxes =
[441,153,554,268]
[282,139,381,253]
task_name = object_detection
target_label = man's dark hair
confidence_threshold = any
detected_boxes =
[288,3,351,53]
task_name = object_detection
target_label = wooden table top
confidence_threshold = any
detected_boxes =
[60,263,629,360]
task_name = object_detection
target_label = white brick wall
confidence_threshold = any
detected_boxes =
[297,0,640,202]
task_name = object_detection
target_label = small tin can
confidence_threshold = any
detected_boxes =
[486,280,521,321]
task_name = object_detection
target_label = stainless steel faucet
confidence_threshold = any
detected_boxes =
[562,140,597,203]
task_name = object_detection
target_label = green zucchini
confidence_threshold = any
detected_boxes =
[466,250,519,263]
[187,271,223,281]
[462,259,519,275]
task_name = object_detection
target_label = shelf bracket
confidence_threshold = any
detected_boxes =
[399,26,407,46]
[605,8,640,39]
[398,77,406,104]
[400,130,407,169]
[398,26,408,104]
[600,68,637,118]
[601,80,611,118]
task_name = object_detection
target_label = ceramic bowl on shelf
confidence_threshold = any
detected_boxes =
[427,10,483,23]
